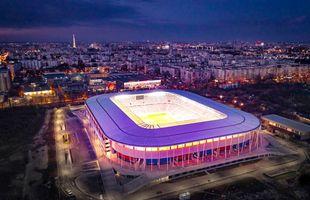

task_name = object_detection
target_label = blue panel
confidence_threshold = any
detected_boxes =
[159,158,170,164]
[146,159,158,165]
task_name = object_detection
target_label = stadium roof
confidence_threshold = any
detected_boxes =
[86,89,260,147]
[262,114,310,133]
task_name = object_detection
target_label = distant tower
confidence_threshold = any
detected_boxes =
[72,34,76,49]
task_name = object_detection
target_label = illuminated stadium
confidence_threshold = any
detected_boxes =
[85,90,263,176]
[110,91,226,129]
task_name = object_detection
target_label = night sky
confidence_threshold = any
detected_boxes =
[0,0,309,42]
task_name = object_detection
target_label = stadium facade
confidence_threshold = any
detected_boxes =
[85,90,262,174]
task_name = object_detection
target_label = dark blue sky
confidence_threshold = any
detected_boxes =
[0,0,309,42]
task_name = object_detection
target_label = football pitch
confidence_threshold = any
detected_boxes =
[140,112,176,125]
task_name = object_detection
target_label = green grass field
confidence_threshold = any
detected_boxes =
[140,112,176,125]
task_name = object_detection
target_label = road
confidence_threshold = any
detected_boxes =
[54,107,102,200]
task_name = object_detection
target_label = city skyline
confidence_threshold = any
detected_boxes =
[0,0,310,43]
[1,2,310,200]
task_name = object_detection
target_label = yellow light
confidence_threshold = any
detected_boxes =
[220,136,226,140]
[207,139,213,143]
[193,141,199,146]
[146,147,153,151]
[269,122,276,126]
[227,135,232,139]
[125,145,133,149]
[185,143,192,147]
[135,147,145,151]
[213,138,219,141]
[171,145,177,149]
[145,147,158,151]
[159,146,170,151]
[178,144,185,148]
[199,140,206,144]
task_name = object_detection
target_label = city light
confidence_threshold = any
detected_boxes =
[0,6,309,199]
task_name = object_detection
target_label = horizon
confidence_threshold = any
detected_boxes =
[1,39,310,45]
[0,0,309,43]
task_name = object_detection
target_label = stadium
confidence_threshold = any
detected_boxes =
[85,90,262,175]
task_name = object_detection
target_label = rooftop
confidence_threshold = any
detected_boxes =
[86,89,260,147]
[43,72,67,80]
[24,83,50,92]
[90,72,147,83]
[262,114,310,133]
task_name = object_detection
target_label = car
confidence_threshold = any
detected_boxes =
[65,188,73,195]
[179,192,190,200]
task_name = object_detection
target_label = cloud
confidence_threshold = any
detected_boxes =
[0,0,140,28]
[288,16,307,24]
[0,0,309,42]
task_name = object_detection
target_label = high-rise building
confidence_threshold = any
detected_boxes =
[0,68,11,92]
[72,34,76,49]
[8,63,15,81]
[20,60,42,70]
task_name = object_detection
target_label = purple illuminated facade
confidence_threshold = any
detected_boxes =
[85,90,262,173]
